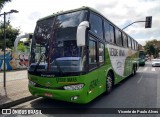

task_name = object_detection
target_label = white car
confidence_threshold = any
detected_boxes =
[152,59,160,67]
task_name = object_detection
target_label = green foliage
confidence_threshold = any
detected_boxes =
[17,41,25,52]
[0,21,20,49]
[0,0,11,9]
[144,39,160,58]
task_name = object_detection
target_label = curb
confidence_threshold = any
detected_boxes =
[0,96,39,109]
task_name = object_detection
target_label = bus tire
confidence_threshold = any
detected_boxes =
[106,72,113,94]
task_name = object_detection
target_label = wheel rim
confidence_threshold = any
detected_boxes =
[107,75,112,92]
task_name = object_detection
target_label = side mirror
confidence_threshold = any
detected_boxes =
[77,21,90,47]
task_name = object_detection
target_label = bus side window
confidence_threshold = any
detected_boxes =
[130,38,133,50]
[115,28,119,45]
[128,37,132,48]
[104,21,110,42]
[115,28,123,46]
[133,40,136,50]
[99,42,105,65]
[132,40,135,50]
[89,37,97,70]
[89,12,103,39]
[109,25,115,44]
[119,31,123,46]
[123,33,128,47]
[136,42,138,50]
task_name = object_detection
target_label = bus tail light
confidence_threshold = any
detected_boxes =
[63,84,84,90]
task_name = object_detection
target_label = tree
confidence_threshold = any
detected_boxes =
[0,0,11,10]
[17,41,25,52]
[144,39,160,58]
[0,21,20,49]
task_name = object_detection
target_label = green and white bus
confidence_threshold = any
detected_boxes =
[28,7,139,104]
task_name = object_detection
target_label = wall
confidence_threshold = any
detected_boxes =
[0,50,29,71]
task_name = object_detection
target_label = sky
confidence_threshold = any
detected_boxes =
[0,0,160,45]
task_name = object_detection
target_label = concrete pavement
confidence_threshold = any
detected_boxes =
[0,70,37,108]
[0,70,28,82]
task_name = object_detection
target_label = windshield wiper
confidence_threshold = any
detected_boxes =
[34,53,45,72]
[34,53,63,74]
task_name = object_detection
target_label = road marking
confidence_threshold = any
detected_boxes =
[143,67,148,71]
[137,74,143,84]
[137,67,142,72]
[151,68,155,72]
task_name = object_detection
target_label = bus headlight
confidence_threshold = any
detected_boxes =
[63,84,84,90]
[29,80,36,86]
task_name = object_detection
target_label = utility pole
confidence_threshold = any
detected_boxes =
[0,10,19,88]
[4,12,6,88]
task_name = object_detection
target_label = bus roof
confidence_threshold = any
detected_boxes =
[37,6,89,22]
[37,6,137,43]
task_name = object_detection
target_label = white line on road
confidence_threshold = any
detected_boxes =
[137,67,142,72]
[143,67,148,71]
[151,68,156,71]
[137,74,143,84]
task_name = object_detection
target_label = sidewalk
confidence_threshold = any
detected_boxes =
[0,70,37,108]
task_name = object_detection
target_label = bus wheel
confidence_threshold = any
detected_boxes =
[106,72,113,94]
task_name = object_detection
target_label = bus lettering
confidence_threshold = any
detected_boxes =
[56,77,77,83]
[67,77,77,82]
[56,78,66,83]
[109,48,118,56]
[119,50,125,56]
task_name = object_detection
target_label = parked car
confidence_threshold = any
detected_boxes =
[152,59,160,67]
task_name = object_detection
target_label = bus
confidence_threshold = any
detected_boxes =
[139,50,145,66]
[28,7,139,104]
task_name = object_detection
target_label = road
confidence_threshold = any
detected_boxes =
[10,61,160,117]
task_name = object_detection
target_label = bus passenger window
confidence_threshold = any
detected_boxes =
[123,34,128,47]
[132,40,135,50]
[99,43,104,64]
[128,37,132,48]
[89,39,97,70]
[115,28,122,46]
[89,13,103,39]
[104,21,110,42]
[119,31,123,46]
[110,25,115,44]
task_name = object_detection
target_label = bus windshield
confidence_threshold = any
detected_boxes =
[29,10,87,75]
[139,51,145,59]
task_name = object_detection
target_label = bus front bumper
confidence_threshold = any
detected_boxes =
[28,85,89,104]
